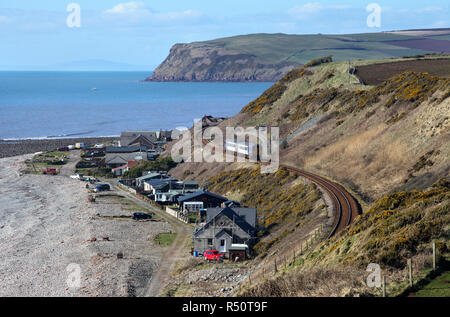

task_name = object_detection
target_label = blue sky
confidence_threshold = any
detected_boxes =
[0,0,448,69]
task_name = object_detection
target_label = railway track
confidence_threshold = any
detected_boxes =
[201,139,360,237]
[280,165,361,238]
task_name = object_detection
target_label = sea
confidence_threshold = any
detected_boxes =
[0,71,272,140]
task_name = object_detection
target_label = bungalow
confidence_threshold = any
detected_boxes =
[120,130,172,147]
[143,177,178,193]
[136,173,170,189]
[105,152,148,169]
[193,206,257,255]
[177,190,227,214]
[127,134,159,150]
[154,189,185,204]
[112,160,137,177]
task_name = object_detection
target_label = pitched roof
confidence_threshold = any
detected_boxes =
[178,190,227,203]
[194,207,256,238]
[128,134,157,147]
[106,145,148,153]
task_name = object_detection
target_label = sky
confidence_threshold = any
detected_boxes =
[0,0,449,70]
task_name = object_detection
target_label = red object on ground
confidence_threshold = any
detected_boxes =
[204,250,224,261]
[42,168,57,175]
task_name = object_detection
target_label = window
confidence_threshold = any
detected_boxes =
[207,239,213,245]
[220,239,225,247]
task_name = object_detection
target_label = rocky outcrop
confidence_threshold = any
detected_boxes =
[145,43,300,82]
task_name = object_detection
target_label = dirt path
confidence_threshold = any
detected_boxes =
[113,185,192,297]
[60,150,81,176]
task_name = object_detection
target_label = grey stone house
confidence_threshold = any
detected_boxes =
[193,206,257,254]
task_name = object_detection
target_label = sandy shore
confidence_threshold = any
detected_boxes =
[0,154,171,296]
[0,137,117,159]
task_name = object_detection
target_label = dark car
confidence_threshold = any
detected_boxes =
[94,184,110,192]
[57,146,69,151]
[132,212,152,220]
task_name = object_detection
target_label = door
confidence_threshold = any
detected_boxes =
[219,239,226,253]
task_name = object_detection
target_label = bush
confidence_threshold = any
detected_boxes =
[124,156,177,178]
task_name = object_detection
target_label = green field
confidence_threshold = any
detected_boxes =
[154,232,176,246]
[414,271,450,297]
[198,33,433,65]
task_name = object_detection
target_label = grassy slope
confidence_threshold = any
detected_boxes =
[198,33,431,65]
[234,55,450,202]
[237,180,449,297]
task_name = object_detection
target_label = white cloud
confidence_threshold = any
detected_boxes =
[289,2,324,16]
[415,7,443,13]
[103,2,204,25]
[105,2,149,14]
[288,2,351,20]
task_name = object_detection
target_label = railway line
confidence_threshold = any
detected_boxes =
[280,165,361,238]
[203,139,361,238]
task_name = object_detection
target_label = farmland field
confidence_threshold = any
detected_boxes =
[354,58,450,85]
[385,38,450,53]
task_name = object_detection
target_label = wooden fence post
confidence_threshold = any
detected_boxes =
[432,240,436,270]
[274,259,277,274]
[407,258,413,287]
[382,276,386,297]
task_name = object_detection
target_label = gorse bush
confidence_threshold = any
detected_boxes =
[321,179,450,269]
[283,71,449,123]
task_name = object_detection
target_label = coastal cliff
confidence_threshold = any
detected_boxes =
[145,31,450,82]
[145,42,300,82]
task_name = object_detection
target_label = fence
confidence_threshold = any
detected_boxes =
[380,240,445,297]
[246,235,445,297]
[165,206,190,224]
[247,223,326,284]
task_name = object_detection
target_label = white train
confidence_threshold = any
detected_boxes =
[224,139,259,157]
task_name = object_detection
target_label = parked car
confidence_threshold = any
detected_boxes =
[70,174,84,180]
[132,212,152,220]
[84,176,100,183]
[42,168,57,175]
[94,184,110,192]
[204,250,224,261]
[57,146,69,151]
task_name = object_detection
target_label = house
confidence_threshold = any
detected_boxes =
[177,190,228,214]
[112,160,137,177]
[205,207,257,228]
[143,177,178,193]
[154,189,185,204]
[136,172,170,189]
[182,180,199,191]
[119,130,172,147]
[193,206,257,255]
[105,151,148,168]
[127,134,159,150]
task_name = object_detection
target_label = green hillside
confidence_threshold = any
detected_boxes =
[200,33,431,64]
